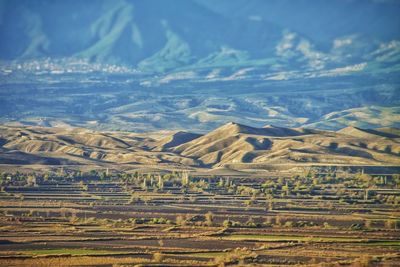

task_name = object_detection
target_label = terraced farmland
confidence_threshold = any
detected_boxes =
[0,170,399,266]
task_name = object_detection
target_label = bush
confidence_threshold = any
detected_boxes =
[223,219,232,228]
[350,223,363,230]
[152,252,164,262]
[284,221,293,228]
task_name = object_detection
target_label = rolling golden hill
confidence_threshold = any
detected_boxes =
[0,123,399,171]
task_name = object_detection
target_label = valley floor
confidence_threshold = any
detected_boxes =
[0,171,399,266]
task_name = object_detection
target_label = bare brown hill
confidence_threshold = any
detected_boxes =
[171,122,400,167]
[0,125,199,167]
[338,126,400,139]
[153,131,202,151]
[0,123,399,170]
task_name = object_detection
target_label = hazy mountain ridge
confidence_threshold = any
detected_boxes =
[0,0,282,70]
[1,0,399,74]
[1,123,399,170]
[0,0,399,132]
[1,78,398,132]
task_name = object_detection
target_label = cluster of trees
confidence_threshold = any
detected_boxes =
[175,211,214,226]
[0,171,39,187]
[2,167,399,188]
[1,169,399,208]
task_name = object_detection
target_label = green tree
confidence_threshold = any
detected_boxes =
[26,174,37,187]
[205,211,214,226]
[181,171,189,187]
[223,219,232,228]
[158,175,164,189]
[176,215,186,226]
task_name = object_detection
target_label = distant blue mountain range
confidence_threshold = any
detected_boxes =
[0,0,399,131]
[0,0,399,73]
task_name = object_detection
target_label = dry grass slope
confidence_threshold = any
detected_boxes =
[0,122,399,170]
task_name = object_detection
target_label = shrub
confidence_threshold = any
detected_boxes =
[152,252,164,262]
[223,219,232,228]
[284,221,293,228]
[205,211,214,226]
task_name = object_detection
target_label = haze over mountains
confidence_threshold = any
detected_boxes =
[0,0,399,131]
[1,0,400,70]
[1,123,399,172]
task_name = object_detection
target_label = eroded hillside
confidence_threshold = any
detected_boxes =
[1,123,399,171]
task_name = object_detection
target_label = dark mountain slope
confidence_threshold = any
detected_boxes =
[0,0,283,69]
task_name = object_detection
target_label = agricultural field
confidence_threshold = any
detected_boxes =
[0,169,399,266]
[1,0,400,266]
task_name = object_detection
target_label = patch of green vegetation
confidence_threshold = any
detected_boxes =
[20,249,125,256]
[223,234,366,243]
[362,240,400,246]
[182,252,227,258]
[224,235,400,246]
